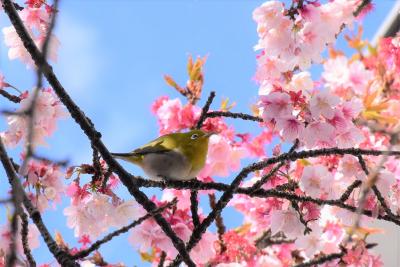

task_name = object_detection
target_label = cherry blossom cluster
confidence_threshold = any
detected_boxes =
[129,197,217,265]
[2,0,59,67]
[1,88,67,148]
[253,0,359,82]
[23,158,65,212]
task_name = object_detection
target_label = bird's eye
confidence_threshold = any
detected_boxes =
[191,133,199,140]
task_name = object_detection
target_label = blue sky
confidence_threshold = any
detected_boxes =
[0,0,397,265]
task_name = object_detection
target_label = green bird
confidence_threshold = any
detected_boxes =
[111,129,214,181]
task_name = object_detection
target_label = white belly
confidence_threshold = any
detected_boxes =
[141,150,192,181]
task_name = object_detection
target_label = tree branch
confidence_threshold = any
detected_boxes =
[195,91,216,129]
[20,211,36,267]
[0,89,21,103]
[293,251,345,267]
[206,111,262,123]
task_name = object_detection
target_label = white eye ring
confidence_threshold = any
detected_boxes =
[191,133,199,140]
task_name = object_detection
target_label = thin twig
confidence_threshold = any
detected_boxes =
[353,0,372,17]
[291,200,311,234]
[339,180,362,202]
[20,211,36,267]
[195,91,216,129]
[72,199,177,260]
[0,89,21,103]
[206,111,262,122]
[255,230,294,249]
[293,251,345,267]
[208,193,226,253]
[158,251,167,267]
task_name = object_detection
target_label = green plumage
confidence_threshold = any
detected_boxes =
[111,130,213,180]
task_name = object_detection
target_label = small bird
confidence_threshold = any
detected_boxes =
[111,129,214,181]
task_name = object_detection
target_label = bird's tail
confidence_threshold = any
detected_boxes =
[111,152,141,164]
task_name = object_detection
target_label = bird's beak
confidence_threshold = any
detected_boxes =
[204,131,217,137]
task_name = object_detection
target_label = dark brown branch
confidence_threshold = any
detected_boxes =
[0,137,78,266]
[6,197,19,267]
[72,199,177,260]
[291,200,311,234]
[91,143,102,184]
[293,251,345,267]
[0,2,195,265]
[20,211,36,267]
[136,177,400,226]
[208,193,226,253]
[250,139,298,192]
[206,111,263,123]
[255,230,294,249]
[190,190,200,227]
[0,89,21,103]
[158,251,167,267]
[340,180,362,202]
[353,0,371,17]
[195,91,215,129]
[250,162,286,192]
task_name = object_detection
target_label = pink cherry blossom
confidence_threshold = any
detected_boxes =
[129,217,216,263]
[295,223,323,258]
[199,135,246,178]
[0,221,40,258]
[299,165,334,198]
[190,231,217,264]
[309,91,340,120]
[336,125,364,148]
[162,189,192,211]
[323,56,372,95]
[64,193,117,239]
[376,170,396,198]
[22,159,65,211]
[288,71,314,94]
[259,92,292,121]
[339,155,364,179]
[151,96,201,134]
[1,88,67,148]
[326,110,349,133]
[270,208,305,239]
[19,7,49,31]
[275,116,305,142]
[302,121,335,148]
[253,0,358,82]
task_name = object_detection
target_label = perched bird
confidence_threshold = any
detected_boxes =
[111,129,214,181]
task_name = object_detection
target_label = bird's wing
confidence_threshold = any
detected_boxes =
[132,137,174,155]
